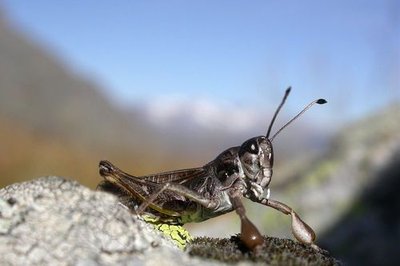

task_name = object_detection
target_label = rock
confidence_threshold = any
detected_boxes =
[0,176,339,265]
[0,176,195,265]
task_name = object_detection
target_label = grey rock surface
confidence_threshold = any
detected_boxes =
[0,176,215,266]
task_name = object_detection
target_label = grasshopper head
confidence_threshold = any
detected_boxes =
[238,87,327,202]
[239,136,273,201]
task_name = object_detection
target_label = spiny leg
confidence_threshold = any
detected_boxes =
[137,182,221,215]
[263,198,319,250]
[230,196,264,251]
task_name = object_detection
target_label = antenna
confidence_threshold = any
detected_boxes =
[270,98,327,142]
[266,87,291,138]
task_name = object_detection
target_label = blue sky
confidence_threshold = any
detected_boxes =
[2,0,399,130]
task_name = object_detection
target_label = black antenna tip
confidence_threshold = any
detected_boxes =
[286,86,292,93]
[316,99,327,104]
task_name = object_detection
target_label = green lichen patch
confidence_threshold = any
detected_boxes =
[187,235,340,265]
[154,223,193,249]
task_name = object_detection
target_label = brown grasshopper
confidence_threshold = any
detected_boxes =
[98,87,326,251]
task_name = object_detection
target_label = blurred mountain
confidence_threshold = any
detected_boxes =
[0,13,236,188]
[0,13,166,187]
[320,142,400,265]
[0,14,151,151]
[317,104,400,265]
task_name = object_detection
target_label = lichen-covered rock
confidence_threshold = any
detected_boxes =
[0,177,339,265]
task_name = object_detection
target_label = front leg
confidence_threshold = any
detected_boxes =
[262,198,319,250]
[230,196,264,251]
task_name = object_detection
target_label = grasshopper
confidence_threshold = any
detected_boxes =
[98,87,326,251]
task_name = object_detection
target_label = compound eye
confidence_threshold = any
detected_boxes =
[245,140,259,155]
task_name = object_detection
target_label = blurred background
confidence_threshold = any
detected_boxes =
[0,1,398,265]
